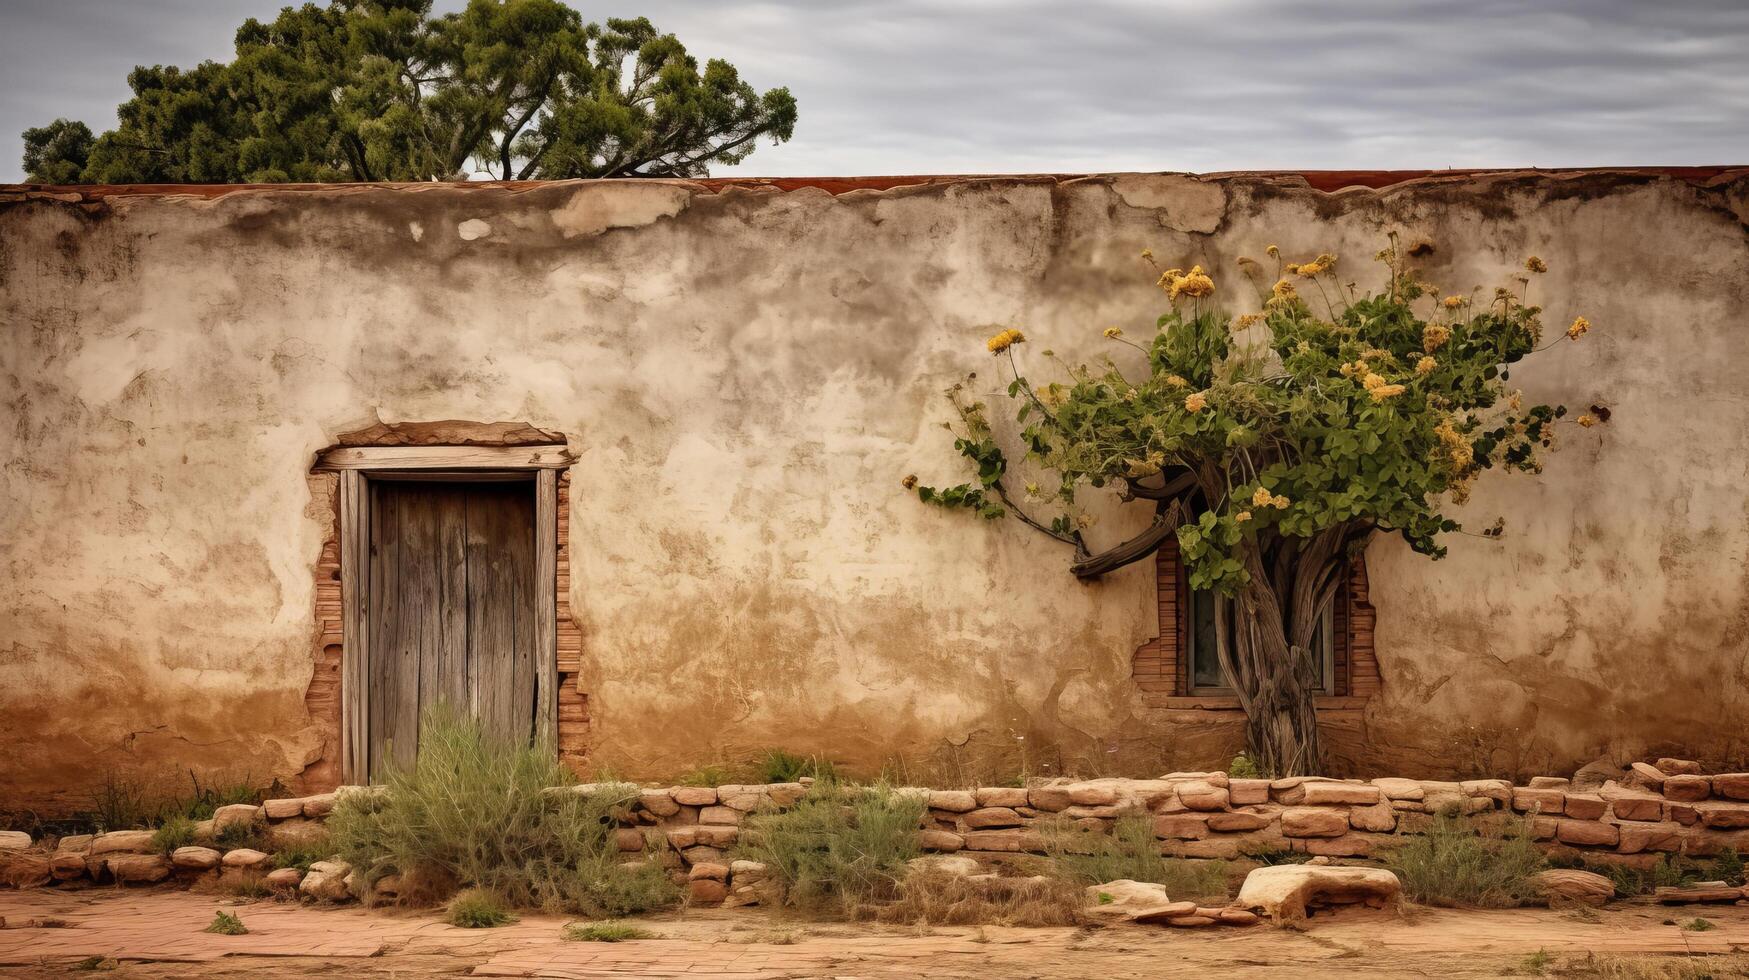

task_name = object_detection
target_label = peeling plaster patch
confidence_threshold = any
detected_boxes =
[551,182,692,238]
[409,221,423,242]
[1110,174,1228,234]
[457,218,492,241]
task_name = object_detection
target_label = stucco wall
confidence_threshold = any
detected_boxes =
[3,170,1747,811]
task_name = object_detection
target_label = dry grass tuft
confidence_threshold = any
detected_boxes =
[1386,809,1545,908]
[876,870,1084,927]
[1548,953,1749,979]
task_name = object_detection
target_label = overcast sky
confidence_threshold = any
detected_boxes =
[3,0,1747,183]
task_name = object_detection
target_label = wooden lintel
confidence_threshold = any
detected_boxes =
[314,445,575,471]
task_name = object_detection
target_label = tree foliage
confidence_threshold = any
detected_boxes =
[912,240,1602,773]
[22,0,796,184]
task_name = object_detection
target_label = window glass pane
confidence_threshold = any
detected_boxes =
[1190,589,1223,689]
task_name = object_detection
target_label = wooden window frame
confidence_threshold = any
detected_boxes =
[315,444,575,784]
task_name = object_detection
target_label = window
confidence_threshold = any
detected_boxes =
[1186,589,1336,694]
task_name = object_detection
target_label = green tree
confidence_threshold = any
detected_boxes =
[912,242,1602,775]
[23,0,796,184]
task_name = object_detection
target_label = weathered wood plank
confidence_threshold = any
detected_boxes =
[339,470,370,785]
[315,445,575,471]
[464,483,537,747]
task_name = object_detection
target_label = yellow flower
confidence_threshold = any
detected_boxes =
[1441,295,1464,309]
[1369,383,1407,401]
[1183,392,1207,412]
[1251,487,1272,507]
[1271,494,1290,509]
[1234,510,1253,523]
[901,474,918,490]
[1567,315,1591,340]
[1271,279,1296,301]
[986,328,1026,354]
[1265,244,1280,257]
[1416,356,1436,375]
[1103,326,1123,339]
[1140,248,1154,261]
[1296,253,1337,278]
[1362,372,1387,392]
[1168,265,1215,300]
[1166,374,1189,388]
[1525,256,1548,274]
[1233,313,1263,330]
[1038,383,1068,408]
[1576,413,1598,428]
[1284,263,1300,275]
[1423,323,1451,352]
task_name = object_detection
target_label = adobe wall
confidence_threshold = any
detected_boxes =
[2,170,1748,810]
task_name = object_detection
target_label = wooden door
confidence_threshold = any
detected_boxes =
[366,479,537,778]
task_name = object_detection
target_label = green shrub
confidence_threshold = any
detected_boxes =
[563,921,657,942]
[151,816,197,855]
[204,911,247,935]
[1712,847,1745,886]
[1682,917,1717,932]
[326,706,678,916]
[270,836,332,874]
[1227,754,1263,779]
[879,870,1083,926]
[154,774,271,824]
[675,763,740,787]
[447,889,516,928]
[1386,811,1546,907]
[1043,812,1230,901]
[757,750,839,785]
[734,782,925,914]
[88,772,150,831]
[214,821,264,852]
[1593,854,1699,896]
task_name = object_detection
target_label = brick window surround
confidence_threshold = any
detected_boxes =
[1132,538,1378,710]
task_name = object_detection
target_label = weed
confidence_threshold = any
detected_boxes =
[1043,812,1229,902]
[226,874,272,900]
[72,955,117,971]
[1242,847,1314,866]
[1597,855,1699,896]
[757,749,838,785]
[204,911,247,935]
[1518,948,1551,975]
[447,889,516,928]
[270,836,332,874]
[1710,847,1744,886]
[1682,917,1716,932]
[1386,810,1546,908]
[878,870,1083,926]
[88,772,150,832]
[563,921,657,942]
[1552,953,1749,979]
[214,821,264,852]
[676,763,741,787]
[734,781,925,915]
[151,816,197,855]
[326,706,678,916]
[1227,754,1263,779]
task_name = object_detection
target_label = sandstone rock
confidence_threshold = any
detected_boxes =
[688,862,729,881]
[1175,781,1230,811]
[1654,759,1704,776]
[1028,786,1074,812]
[1348,802,1397,833]
[1564,795,1607,820]
[717,785,767,812]
[665,828,700,849]
[1128,900,1199,923]
[213,804,263,831]
[0,832,30,851]
[917,829,964,852]
[766,783,808,806]
[1627,762,1668,789]
[693,826,738,848]
[671,787,718,806]
[975,787,1030,808]
[1616,821,1686,854]
[1601,785,1664,822]
[89,830,156,856]
[1511,788,1565,815]
[681,845,724,865]
[698,806,742,825]
[221,848,271,868]
[1066,782,1120,806]
[301,793,336,818]
[687,878,727,905]
[1217,907,1261,926]
[1298,834,1376,858]
[1710,774,1749,801]
[1663,775,1711,802]
[908,854,983,878]
[300,860,353,901]
[0,852,52,888]
[729,859,769,881]
[263,798,305,820]
[50,851,89,880]
[1278,782,1379,806]
[1530,869,1614,907]
[928,790,978,813]
[1236,865,1401,925]
[171,846,222,871]
[1696,803,1749,829]
[1166,839,1243,860]
[1228,779,1272,805]
[1084,878,1171,918]
[962,829,1028,852]
[57,835,93,854]
[613,828,646,852]
[1153,814,1208,840]
[267,818,329,850]
[1554,820,1619,847]
[1461,779,1512,804]
[1670,803,1700,826]
[1062,805,1123,820]
[964,807,1022,829]
[1371,778,1425,801]
[635,791,680,817]
[1281,808,1348,838]
[266,867,304,891]
[1207,810,1274,833]
[107,854,171,884]
[1528,776,1571,790]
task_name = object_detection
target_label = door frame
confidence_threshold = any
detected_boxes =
[314,444,575,784]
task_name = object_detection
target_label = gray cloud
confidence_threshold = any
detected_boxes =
[4,0,1746,183]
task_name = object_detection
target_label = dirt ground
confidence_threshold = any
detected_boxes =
[1,888,1746,979]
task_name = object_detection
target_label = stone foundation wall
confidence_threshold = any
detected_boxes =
[7,761,1749,902]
